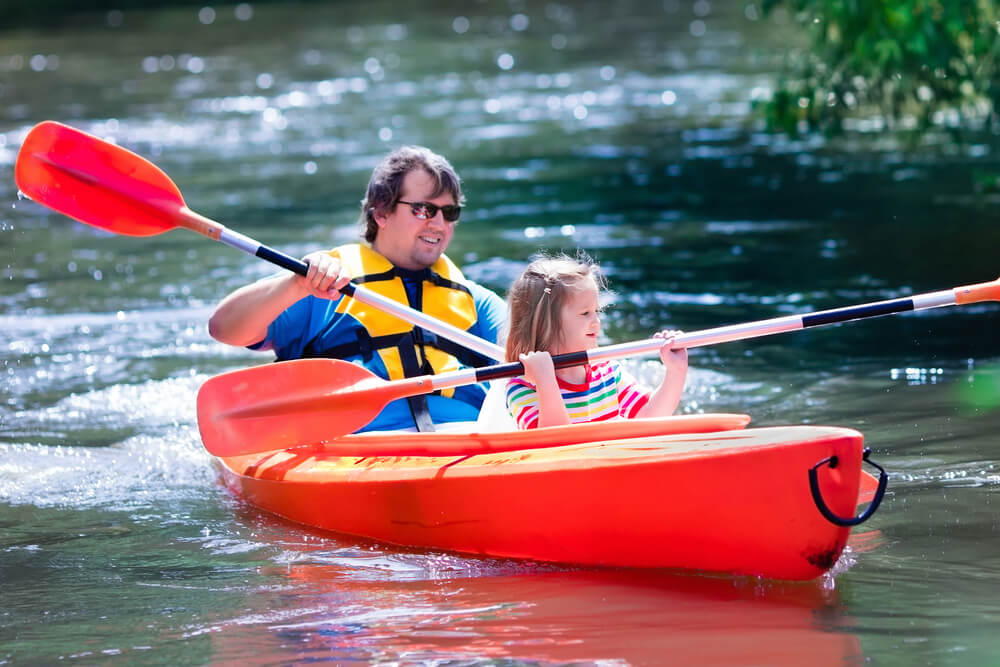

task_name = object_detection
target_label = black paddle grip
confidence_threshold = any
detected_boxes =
[474,350,591,383]
[256,246,309,276]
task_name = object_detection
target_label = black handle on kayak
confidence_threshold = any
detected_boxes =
[809,448,888,527]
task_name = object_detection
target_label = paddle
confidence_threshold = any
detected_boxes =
[198,274,1000,456]
[14,120,504,362]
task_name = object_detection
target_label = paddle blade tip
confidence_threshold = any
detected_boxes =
[195,360,382,457]
[14,120,183,237]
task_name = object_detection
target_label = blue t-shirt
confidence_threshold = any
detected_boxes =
[251,277,506,432]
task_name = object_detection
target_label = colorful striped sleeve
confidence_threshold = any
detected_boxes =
[610,362,651,418]
[505,378,540,430]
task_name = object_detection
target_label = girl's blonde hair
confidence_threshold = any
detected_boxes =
[504,253,605,362]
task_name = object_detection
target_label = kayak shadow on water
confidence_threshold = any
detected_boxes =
[206,560,866,665]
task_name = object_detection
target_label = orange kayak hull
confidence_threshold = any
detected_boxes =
[215,417,872,580]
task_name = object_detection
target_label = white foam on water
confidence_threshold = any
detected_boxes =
[0,374,214,509]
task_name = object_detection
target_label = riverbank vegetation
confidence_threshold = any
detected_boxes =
[759,0,1000,135]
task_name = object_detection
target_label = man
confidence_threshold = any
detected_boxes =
[208,146,507,432]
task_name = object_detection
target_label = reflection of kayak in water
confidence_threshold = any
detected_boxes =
[213,414,886,581]
[224,566,864,666]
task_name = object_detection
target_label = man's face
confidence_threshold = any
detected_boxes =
[372,169,457,270]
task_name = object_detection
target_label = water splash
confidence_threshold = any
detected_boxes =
[0,372,212,509]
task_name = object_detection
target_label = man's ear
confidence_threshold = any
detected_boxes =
[373,208,389,228]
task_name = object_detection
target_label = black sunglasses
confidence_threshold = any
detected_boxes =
[396,200,461,223]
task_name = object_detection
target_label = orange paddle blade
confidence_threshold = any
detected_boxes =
[15,120,184,236]
[196,359,426,457]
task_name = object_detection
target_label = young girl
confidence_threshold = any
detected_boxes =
[504,255,688,430]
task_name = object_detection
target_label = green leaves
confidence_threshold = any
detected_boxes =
[957,363,1000,413]
[759,0,1000,134]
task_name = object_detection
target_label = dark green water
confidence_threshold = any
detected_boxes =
[2,1,1000,664]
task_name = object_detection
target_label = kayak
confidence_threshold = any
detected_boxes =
[212,414,886,581]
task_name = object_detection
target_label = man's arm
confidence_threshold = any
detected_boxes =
[208,273,304,347]
[208,250,351,347]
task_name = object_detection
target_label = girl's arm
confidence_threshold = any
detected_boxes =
[520,351,571,427]
[635,331,689,419]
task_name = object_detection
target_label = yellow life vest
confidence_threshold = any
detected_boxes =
[313,244,482,397]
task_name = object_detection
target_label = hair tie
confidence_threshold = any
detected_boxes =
[543,287,552,294]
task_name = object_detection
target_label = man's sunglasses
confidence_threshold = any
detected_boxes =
[396,200,461,223]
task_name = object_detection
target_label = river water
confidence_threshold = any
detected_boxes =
[2,1,1000,664]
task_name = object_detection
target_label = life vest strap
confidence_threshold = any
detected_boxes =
[424,270,473,295]
[303,328,492,369]
[353,268,397,285]
[396,330,435,432]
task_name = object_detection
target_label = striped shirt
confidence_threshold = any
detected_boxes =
[505,361,650,430]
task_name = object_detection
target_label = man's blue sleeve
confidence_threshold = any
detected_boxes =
[468,281,507,346]
[248,295,338,360]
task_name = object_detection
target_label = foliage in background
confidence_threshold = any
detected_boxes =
[759,0,1000,135]
[957,364,1000,413]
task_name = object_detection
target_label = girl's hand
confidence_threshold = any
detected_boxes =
[518,351,570,427]
[299,251,352,300]
[519,351,556,387]
[634,329,689,420]
[654,329,688,373]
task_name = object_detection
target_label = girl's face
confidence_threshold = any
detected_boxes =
[553,276,601,355]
